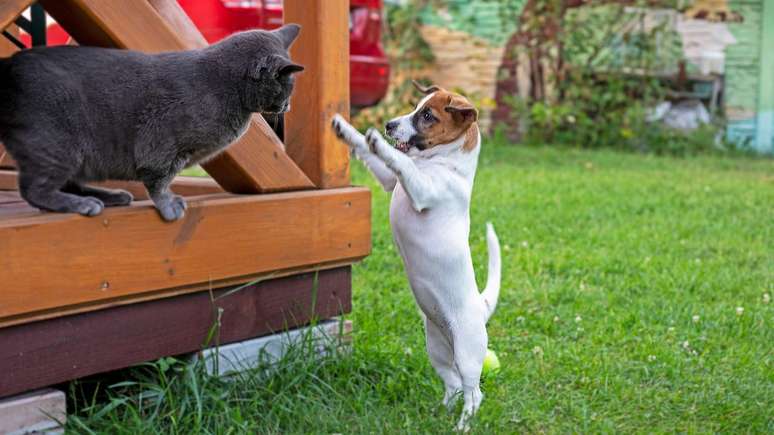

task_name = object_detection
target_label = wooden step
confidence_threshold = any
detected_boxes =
[0,187,370,327]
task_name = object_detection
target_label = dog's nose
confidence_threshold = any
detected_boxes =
[385,121,398,134]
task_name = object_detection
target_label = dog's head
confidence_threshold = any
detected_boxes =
[385,81,479,153]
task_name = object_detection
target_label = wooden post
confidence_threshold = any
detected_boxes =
[0,0,34,32]
[283,0,351,188]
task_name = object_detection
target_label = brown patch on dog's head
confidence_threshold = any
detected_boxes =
[409,88,479,151]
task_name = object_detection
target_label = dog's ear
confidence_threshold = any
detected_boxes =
[273,23,302,49]
[412,80,441,95]
[445,100,478,125]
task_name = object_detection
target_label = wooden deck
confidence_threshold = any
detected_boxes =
[0,0,364,399]
[0,186,370,327]
[0,267,352,398]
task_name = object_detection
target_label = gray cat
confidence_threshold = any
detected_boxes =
[0,24,304,221]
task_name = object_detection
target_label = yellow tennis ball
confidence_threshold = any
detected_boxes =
[482,349,501,375]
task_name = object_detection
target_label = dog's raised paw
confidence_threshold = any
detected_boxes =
[365,128,379,152]
[331,116,345,139]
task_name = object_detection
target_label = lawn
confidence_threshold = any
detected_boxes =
[70,145,774,434]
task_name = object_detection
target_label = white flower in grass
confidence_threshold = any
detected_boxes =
[647,355,657,362]
[575,315,582,323]
[667,326,676,333]
[553,316,560,323]
[682,340,690,349]
[516,316,525,323]
[521,240,529,248]
[736,306,744,316]
[532,346,544,357]
[763,293,770,304]
[692,315,700,323]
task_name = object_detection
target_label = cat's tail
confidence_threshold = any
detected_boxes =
[480,222,502,322]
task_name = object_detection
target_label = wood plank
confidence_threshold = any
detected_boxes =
[0,187,370,325]
[194,318,353,377]
[0,144,16,169]
[0,267,351,398]
[0,23,21,56]
[39,0,315,193]
[0,389,66,433]
[0,169,222,198]
[100,176,223,200]
[0,0,33,32]
[284,0,351,188]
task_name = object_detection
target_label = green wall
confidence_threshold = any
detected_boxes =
[419,0,526,45]
[726,0,773,152]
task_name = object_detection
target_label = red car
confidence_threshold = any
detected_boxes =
[20,0,390,108]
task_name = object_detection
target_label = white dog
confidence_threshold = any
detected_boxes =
[332,81,501,430]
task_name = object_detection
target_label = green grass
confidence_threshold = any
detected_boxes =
[67,145,774,433]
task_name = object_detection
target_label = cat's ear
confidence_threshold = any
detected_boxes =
[273,23,301,50]
[279,63,305,76]
[272,55,304,77]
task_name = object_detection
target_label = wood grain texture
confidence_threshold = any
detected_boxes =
[0,267,352,398]
[0,0,33,32]
[0,144,15,169]
[39,0,314,193]
[0,23,21,56]
[0,187,370,325]
[284,0,351,188]
[0,169,222,198]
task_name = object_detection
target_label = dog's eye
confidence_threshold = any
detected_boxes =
[423,110,432,121]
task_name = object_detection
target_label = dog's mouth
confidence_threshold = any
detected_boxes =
[394,141,411,153]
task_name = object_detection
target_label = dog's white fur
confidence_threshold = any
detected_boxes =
[332,97,501,430]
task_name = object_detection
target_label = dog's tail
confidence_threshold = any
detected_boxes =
[480,222,501,322]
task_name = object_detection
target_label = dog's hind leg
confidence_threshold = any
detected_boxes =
[451,320,487,431]
[425,318,463,409]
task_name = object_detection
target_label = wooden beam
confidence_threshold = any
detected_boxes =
[0,145,15,169]
[0,389,66,433]
[0,23,21,55]
[284,0,351,188]
[0,267,351,398]
[0,0,33,32]
[0,169,222,198]
[39,0,315,193]
[0,187,370,325]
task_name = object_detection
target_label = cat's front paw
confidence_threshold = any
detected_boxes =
[75,197,105,217]
[101,189,133,207]
[156,195,187,221]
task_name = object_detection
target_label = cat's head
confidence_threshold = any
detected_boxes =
[216,24,305,114]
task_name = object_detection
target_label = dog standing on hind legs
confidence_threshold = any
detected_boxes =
[332,81,502,431]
